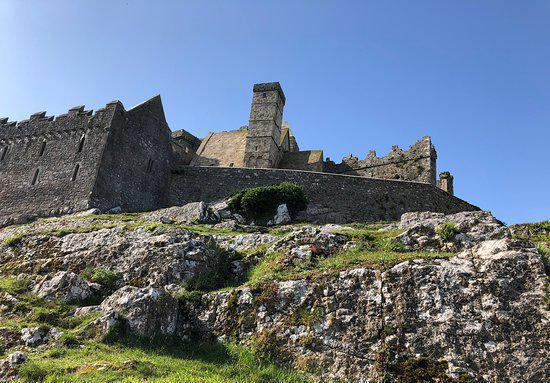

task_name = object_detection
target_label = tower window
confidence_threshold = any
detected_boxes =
[39,141,46,157]
[71,163,80,181]
[31,168,40,185]
[262,92,267,98]
[0,146,7,161]
[146,158,154,173]
[77,134,86,153]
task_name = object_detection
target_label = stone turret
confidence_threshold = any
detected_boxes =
[437,171,454,195]
[243,82,286,168]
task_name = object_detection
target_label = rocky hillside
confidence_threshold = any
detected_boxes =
[0,204,548,382]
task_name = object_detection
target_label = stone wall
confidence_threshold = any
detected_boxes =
[0,96,174,223]
[90,96,173,212]
[190,129,248,167]
[168,166,478,223]
[0,104,115,222]
[324,136,437,184]
[279,150,324,172]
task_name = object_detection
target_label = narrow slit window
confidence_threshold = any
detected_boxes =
[0,146,7,161]
[71,164,80,181]
[31,168,40,185]
[146,159,154,173]
[77,134,86,153]
[39,141,46,157]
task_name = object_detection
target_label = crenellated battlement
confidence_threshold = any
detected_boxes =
[323,136,437,184]
[0,101,121,142]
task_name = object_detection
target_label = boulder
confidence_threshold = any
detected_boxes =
[33,271,93,303]
[395,211,511,251]
[21,327,61,347]
[147,202,212,224]
[270,204,291,226]
[266,226,349,266]
[105,206,122,214]
[7,351,26,366]
[74,305,101,317]
[98,286,179,338]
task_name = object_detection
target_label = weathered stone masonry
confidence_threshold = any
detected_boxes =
[169,167,478,223]
[0,96,171,223]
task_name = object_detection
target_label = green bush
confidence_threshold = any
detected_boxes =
[82,268,119,292]
[439,223,460,241]
[228,182,308,221]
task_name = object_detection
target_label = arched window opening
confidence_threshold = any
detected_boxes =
[71,164,80,181]
[0,146,7,161]
[146,158,154,173]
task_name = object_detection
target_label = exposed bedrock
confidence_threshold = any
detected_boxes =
[1,210,548,382]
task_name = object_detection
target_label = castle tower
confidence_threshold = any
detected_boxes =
[437,171,454,195]
[243,82,286,168]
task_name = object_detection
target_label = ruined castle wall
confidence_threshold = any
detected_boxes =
[190,129,247,167]
[0,106,115,221]
[171,129,201,167]
[324,137,437,184]
[168,167,478,223]
[90,97,173,212]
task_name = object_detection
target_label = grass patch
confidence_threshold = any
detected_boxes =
[245,225,451,285]
[14,337,309,383]
[3,233,24,247]
[246,247,453,285]
[511,221,550,276]
[144,222,245,236]
[0,275,32,295]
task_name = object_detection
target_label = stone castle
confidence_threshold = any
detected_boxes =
[0,82,475,224]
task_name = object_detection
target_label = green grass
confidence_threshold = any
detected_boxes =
[144,222,245,236]
[511,221,549,275]
[3,232,25,246]
[246,247,453,285]
[14,338,309,383]
[0,275,32,295]
[1,224,120,247]
[244,224,450,285]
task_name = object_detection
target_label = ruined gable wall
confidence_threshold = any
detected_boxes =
[190,129,247,167]
[90,97,172,212]
[279,150,324,172]
[168,166,478,223]
[171,129,201,167]
[0,105,115,222]
[324,136,437,184]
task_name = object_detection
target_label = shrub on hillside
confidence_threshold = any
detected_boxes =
[82,268,119,293]
[439,223,460,241]
[228,182,308,221]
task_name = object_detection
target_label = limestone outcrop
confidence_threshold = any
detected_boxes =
[0,209,547,382]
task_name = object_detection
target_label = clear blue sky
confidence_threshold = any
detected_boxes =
[1,1,548,224]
